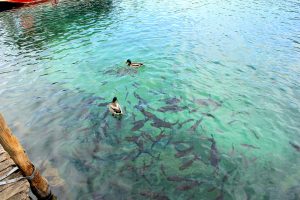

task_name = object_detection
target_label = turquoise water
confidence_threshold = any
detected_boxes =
[0,0,300,199]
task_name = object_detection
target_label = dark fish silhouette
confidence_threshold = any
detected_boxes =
[194,98,221,110]
[175,146,194,158]
[209,135,220,169]
[134,92,145,102]
[116,119,122,130]
[141,132,154,142]
[178,119,194,129]
[190,118,203,131]
[151,118,178,129]
[98,102,109,107]
[140,108,178,129]
[132,112,136,121]
[241,144,260,149]
[132,82,140,88]
[161,97,181,105]
[228,119,240,125]
[139,191,169,200]
[179,158,195,171]
[127,136,160,161]
[157,105,188,112]
[289,142,300,152]
[125,92,129,100]
[249,128,259,139]
[85,96,105,105]
[102,109,110,120]
[189,108,198,114]
[247,64,256,70]
[151,131,167,149]
[208,99,221,107]
[160,164,168,177]
[125,135,140,143]
[141,109,156,119]
[176,181,201,191]
[194,99,209,106]
[100,120,109,137]
[202,112,216,119]
[166,176,192,182]
[231,111,250,117]
[131,119,148,131]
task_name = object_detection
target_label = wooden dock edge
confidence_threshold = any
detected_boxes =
[0,113,55,200]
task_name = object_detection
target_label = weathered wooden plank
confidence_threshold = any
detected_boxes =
[0,153,10,162]
[0,159,15,172]
[0,144,30,200]
[0,179,29,199]
[0,166,14,178]
[7,191,30,200]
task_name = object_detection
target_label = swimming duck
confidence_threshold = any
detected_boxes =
[126,59,143,68]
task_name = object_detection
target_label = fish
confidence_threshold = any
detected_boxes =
[160,164,168,177]
[166,176,192,182]
[194,99,209,106]
[202,112,216,119]
[157,105,188,113]
[190,118,203,131]
[247,64,256,70]
[176,181,201,191]
[207,187,216,192]
[125,135,140,143]
[140,109,156,119]
[189,108,198,114]
[98,102,109,107]
[151,118,178,129]
[175,146,194,158]
[116,119,122,130]
[131,119,148,131]
[231,111,250,117]
[229,144,235,156]
[161,97,181,105]
[210,135,220,169]
[208,98,222,108]
[142,132,154,142]
[102,109,110,120]
[125,91,129,100]
[132,82,140,88]
[227,119,240,125]
[139,191,169,200]
[140,108,178,129]
[241,144,260,149]
[194,98,221,110]
[134,92,146,104]
[100,120,109,137]
[289,142,300,152]
[151,131,167,149]
[179,158,194,171]
[249,128,259,139]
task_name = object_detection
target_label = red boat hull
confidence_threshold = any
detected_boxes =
[0,0,46,4]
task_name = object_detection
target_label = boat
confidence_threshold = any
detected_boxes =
[0,0,39,3]
[0,0,50,11]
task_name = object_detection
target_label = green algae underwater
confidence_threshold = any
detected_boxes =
[0,0,299,199]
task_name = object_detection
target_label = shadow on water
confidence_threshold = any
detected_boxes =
[0,2,24,12]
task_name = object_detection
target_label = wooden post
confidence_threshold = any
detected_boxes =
[0,113,53,200]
